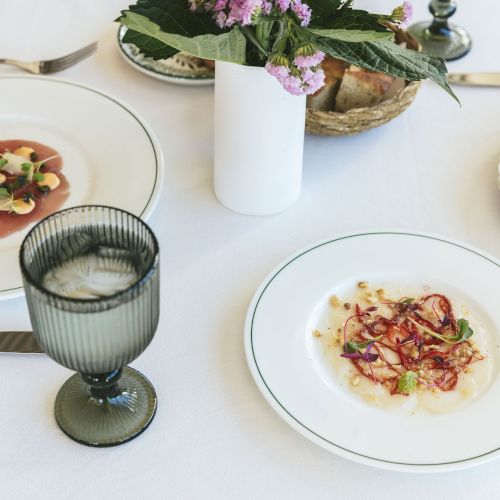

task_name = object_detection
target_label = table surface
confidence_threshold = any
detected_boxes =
[0,1,499,498]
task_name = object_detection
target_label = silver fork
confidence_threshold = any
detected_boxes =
[0,41,98,74]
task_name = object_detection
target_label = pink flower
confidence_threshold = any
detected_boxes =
[301,67,325,94]
[276,0,291,12]
[262,0,272,14]
[281,74,303,95]
[294,50,325,68]
[214,0,228,10]
[226,0,262,25]
[265,62,290,79]
[402,1,414,26]
[291,0,311,27]
[215,10,228,27]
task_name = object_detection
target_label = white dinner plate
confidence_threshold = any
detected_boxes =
[0,76,163,300]
[117,26,215,85]
[245,232,500,473]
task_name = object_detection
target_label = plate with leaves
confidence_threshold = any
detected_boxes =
[0,76,163,300]
[118,26,215,84]
[245,232,500,472]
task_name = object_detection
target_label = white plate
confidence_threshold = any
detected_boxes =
[0,76,163,300]
[245,232,500,473]
[117,26,215,86]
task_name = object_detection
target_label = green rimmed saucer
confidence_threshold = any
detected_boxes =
[117,26,215,85]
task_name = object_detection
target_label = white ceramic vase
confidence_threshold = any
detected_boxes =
[213,61,306,216]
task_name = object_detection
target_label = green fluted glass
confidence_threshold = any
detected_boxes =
[408,0,472,61]
[20,205,160,447]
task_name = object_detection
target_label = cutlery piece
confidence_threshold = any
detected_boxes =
[0,42,98,74]
[448,73,500,87]
[0,331,43,353]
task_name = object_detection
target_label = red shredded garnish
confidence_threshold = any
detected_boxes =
[340,293,484,395]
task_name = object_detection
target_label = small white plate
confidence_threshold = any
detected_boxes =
[245,232,500,472]
[117,26,215,85]
[0,76,163,300]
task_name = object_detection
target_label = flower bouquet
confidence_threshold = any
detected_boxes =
[118,0,454,215]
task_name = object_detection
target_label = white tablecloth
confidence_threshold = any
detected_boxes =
[0,1,499,498]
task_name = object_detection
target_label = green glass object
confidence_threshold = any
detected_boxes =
[407,0,472,61]
[20,206,160,447]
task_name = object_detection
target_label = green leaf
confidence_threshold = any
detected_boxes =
[305,0,343,24]
[123,29,179,60]
[308,28,393,42]
[311,9,389,32]
[314,37,458,101]
[120,11,246,63]
[0,187,9,197]
[344,335,382,353]
[33,172,44,183]
[397,371,417,394]
[452,319,474,343]
[0,158,7,168]
[400,298,414,304]
[21,163,32,172]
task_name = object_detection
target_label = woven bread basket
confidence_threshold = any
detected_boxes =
[306,29,422,136]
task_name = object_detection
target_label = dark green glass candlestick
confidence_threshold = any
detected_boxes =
[407,0,471,61]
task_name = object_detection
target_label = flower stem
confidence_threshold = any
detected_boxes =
[241,26,269,58]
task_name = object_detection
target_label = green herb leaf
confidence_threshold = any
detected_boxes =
[344,335,382,353]
[397,371,417,394]
[452,318,473,343]
[33,172,44,183]
[21,163,32,172]
[314,37,458,102]
[0,187,10,198]
[0,158,7,168]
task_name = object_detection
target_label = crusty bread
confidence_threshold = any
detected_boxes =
[306,58,347,111]
[334,66,395,112]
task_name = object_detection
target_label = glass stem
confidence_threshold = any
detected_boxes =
[81,369,123,400]
[428,0,456,36]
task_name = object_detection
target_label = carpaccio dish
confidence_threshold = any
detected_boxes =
[0,140,69,239]
[313,282,492,413]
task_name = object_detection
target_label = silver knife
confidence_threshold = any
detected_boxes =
[448,73,500,87]
[0,331,44,353]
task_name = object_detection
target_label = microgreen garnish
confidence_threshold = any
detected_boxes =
[400,298,414,304]
[33,172,44,183]
[0,158,7,169]
[344,336,383,354]
[341,341,379,363]
[21,163,32,172]
[397,371,417,394]
[0,187,10,197]
[449,319,473,343]
[408,317,473,344]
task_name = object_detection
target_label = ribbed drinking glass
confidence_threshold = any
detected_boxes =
[19,205,160,447]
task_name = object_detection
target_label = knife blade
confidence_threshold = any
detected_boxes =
[448,73,500,87]
[0,331,44,353]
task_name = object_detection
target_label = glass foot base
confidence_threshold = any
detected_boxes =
[54,367,157,447]
[407,21,472,61]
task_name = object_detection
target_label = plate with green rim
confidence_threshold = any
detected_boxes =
[0,76,163,300]
[245,231,500,472]
[117,26,215,85]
